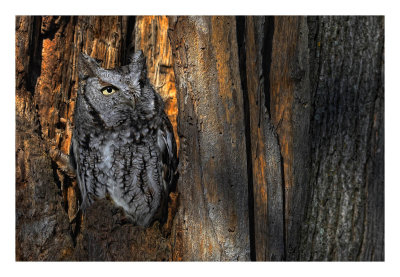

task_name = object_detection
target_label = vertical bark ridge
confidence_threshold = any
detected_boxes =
[269,16,311,260]
[300,16,384,261]
[168,16,250,261]
[16,16,76,260]
[236,15,256,261]
[237,16,286,261]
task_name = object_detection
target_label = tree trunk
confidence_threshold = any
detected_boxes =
[167,16,251,261]
[299,16,384,261]
[16,16,76,261]
[237,16,285,261]
[268,16,312,260]
[15,15,384,261]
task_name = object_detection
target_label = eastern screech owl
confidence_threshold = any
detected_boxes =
[70,51,178,227]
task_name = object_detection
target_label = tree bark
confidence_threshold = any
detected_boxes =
[16,16,76,261]
[268,16,312,260]
[237,16,285,261]
[168,16,251,261]
[299,16,384,261]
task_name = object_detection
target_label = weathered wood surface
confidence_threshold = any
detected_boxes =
[237,16,285,261]
[16,16,76,261]
[168,16,251,261]
[268,16,312,260]
[299,16,384,261]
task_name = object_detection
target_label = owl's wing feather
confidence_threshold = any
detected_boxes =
[157,113,178,191]
[69,138,77,172]
[70,135,90,210]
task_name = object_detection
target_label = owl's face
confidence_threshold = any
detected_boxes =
[78,51,148,128]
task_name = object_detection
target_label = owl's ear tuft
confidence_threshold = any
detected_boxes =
[128,50,147,72]
[129,50,145,64]
[78,52,100,80]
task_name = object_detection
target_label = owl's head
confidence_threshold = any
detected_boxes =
[78,51,156,129]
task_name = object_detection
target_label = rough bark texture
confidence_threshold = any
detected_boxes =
[16,16,76,261]
[168,16,251,261]
[299,16,384,261]
[74,199,171,261]
[15,119,76,261]
[237,16,285,261]
[16,15,384,261]
[268,16,312,261]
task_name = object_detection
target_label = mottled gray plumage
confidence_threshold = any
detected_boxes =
[70,51,177,227]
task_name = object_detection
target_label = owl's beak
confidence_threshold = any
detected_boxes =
[119,98,135,109]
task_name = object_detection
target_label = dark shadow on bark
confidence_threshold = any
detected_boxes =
[236,15,256,261]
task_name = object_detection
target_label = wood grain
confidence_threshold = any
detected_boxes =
[168,16,251,261]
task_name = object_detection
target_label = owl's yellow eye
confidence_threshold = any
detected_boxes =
[101,86,118,95]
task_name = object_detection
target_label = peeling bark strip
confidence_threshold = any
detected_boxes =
[300,16,384,261]
[269,16,312,260]
[243,16,285,261]
[16,16,75,261]
[168,16,250,261]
